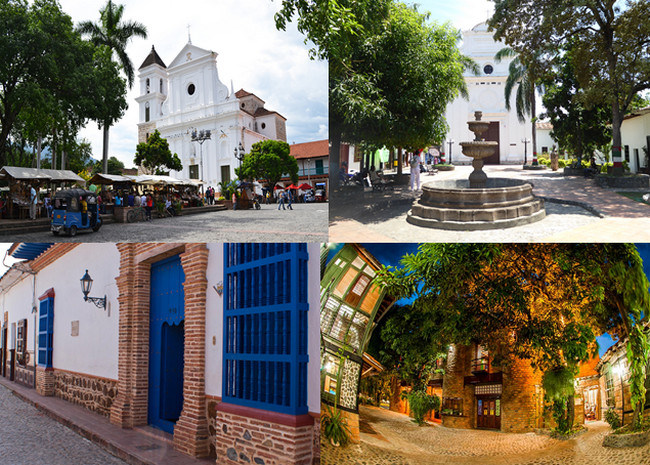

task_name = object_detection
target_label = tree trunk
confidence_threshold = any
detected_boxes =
[36,136,42,170]
[102,124,110,174]
[567,395,575,429]
[329,128,341,192]
[611,105,623,176]
[531,88,537,160]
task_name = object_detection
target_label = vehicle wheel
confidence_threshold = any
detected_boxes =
[52,231,59,236]
[255,203,261,210]
[92,222,102,232]
[69,225,77,237]
[127,210,136,223]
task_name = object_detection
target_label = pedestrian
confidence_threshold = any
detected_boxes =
[146,194,153,220]
[29,184,37,220]
[115,192,122,206]
[140,192,147,209]
[232,192,237,210]
[278,190,286,210]
[80,196,88,225]
[127,191,134,207]
[287,190,294,210]
[410,149,422,192]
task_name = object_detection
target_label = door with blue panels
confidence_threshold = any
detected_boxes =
[149,255,185,433]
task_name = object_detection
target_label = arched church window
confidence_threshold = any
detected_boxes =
[146,78,150,93]
[160,79,163,93]
[187,83,196,95]
[241,103,245,109]
[145,102,150,122]
[261,123,266,129]
[483,64,494,75]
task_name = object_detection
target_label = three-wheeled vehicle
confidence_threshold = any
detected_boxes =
[315,182,327,202]
[51,188,102,236]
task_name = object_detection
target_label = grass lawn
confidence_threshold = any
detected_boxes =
[617,191,650,204]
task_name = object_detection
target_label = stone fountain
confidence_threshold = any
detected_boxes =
[406,111,545,230]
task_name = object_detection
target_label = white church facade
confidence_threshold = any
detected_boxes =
[135,42,287,186]
[444,23,534,165]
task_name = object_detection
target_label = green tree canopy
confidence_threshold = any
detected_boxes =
[377,243,649,425]
[134,130,182,175]
[541,43,611,162]
[94,156,124,175]
[489,0,650,174]
[235,140,298,191]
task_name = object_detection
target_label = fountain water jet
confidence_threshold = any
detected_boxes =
[406,111,545,230]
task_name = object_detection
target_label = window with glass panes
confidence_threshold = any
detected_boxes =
[223,243,309,416]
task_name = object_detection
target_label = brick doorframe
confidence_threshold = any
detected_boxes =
[110,243,210,457]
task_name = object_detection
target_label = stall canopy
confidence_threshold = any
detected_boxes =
[132,174,183,185]
[297,183,312,190]
[88,173,135,185]
[0,166,85,183]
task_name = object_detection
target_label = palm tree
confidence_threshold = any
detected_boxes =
[78,1,147,173]
[495,47,542,165]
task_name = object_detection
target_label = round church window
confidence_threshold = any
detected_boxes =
[261,123,266,129]
[187,83,196,95]
[483,64,494,75]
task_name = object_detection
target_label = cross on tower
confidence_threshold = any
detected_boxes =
[187,24,192,44]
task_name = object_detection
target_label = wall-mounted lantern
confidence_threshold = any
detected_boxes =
[80,270,106,310]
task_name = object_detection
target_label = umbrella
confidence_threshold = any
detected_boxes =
[274,185,285,190]
[286,184,299,189]
[297,183,312,190]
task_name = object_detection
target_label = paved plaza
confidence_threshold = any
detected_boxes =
[329,166,650,242]
[0,383,128,465]
[2,202,328,243]
[322,405,650,465]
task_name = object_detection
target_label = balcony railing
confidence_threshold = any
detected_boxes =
[299,167,328,176]
[471,356,489,374]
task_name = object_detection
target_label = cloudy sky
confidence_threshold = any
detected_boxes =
[406,0,494,31]
[55,0,327,168]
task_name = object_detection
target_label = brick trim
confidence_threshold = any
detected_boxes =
[38,288,55,301]
[216,402,315,428]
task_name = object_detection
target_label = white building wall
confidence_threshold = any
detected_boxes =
[307,243,320,414]
[205,243,225,398]
[536,128,556,155]
[444,23,532,164]
[34,244,121,380]
[0,273,36,365]
[621,111,650,173]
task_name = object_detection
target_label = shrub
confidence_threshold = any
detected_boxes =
[321,404,351,446]
[405,390,440,426]
[605,407,621,430]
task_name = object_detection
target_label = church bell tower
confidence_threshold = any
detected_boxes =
[135,45,168,143]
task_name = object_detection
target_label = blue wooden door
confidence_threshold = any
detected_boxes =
[149,255,185,433]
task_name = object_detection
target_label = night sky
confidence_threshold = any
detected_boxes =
[326,243,650,357]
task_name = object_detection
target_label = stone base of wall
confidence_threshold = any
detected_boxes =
[36,366,55,396]
[206,396,220,458]
[442,414,472,429]
[53,370,118,417]
[215,403,314,465]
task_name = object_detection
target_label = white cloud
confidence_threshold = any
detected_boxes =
[56,0,327,168]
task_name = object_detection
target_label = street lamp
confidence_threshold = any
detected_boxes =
[233,142,245,168]
[521,138,531,166]
[80,269,106,310]
[447,140,454,165]
[306,158,312,186]
[190,128,212,184]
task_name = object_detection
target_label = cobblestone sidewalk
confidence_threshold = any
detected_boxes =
[321,406,650,465]
[0,384,127,465]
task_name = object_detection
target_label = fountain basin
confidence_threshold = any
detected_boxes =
[407,178,545,230]
[459,141,499,160]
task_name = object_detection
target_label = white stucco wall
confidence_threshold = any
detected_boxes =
[307,243,320,414]
[0,272,37,366]
[205,243,225,398]
[34,244,120,380]
[536,127,556,155]
[621,111,650,173]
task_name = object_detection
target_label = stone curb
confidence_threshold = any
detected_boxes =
[538,196,605,218]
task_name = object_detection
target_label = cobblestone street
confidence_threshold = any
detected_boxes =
[322,406,650,465]
[0,384,127,465]
[2,202,328,243]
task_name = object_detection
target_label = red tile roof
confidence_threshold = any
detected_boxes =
[289,140,328,160]
[139,45,167,70]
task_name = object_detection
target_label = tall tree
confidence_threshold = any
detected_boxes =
[134,130,182,175]
[541,43,611,163]
[495,47,543,163]
[235,140,298,191]
[377,243,650,427]
[78,0,147,174]
[489,0,650,175]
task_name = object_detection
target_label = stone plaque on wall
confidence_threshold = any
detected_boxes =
[71,320,79,337]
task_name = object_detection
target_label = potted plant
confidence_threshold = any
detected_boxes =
[321,404,351,447]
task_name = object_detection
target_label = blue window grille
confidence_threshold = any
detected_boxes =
[38,292,55,368]
[223,243,309,415]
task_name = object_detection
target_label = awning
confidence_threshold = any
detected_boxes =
[88,173,135,185]
[133,175,183,185]
[0,166,85,183]
[297,183,312,190]
[10,243,54,260]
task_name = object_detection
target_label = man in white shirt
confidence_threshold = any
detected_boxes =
[29,185,37,219]
[410,151,422,192]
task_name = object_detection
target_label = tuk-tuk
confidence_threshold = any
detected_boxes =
[315,182,327,202]
[51,188,102,236]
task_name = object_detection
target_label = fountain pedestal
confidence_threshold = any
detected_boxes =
[406,111,545,230]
